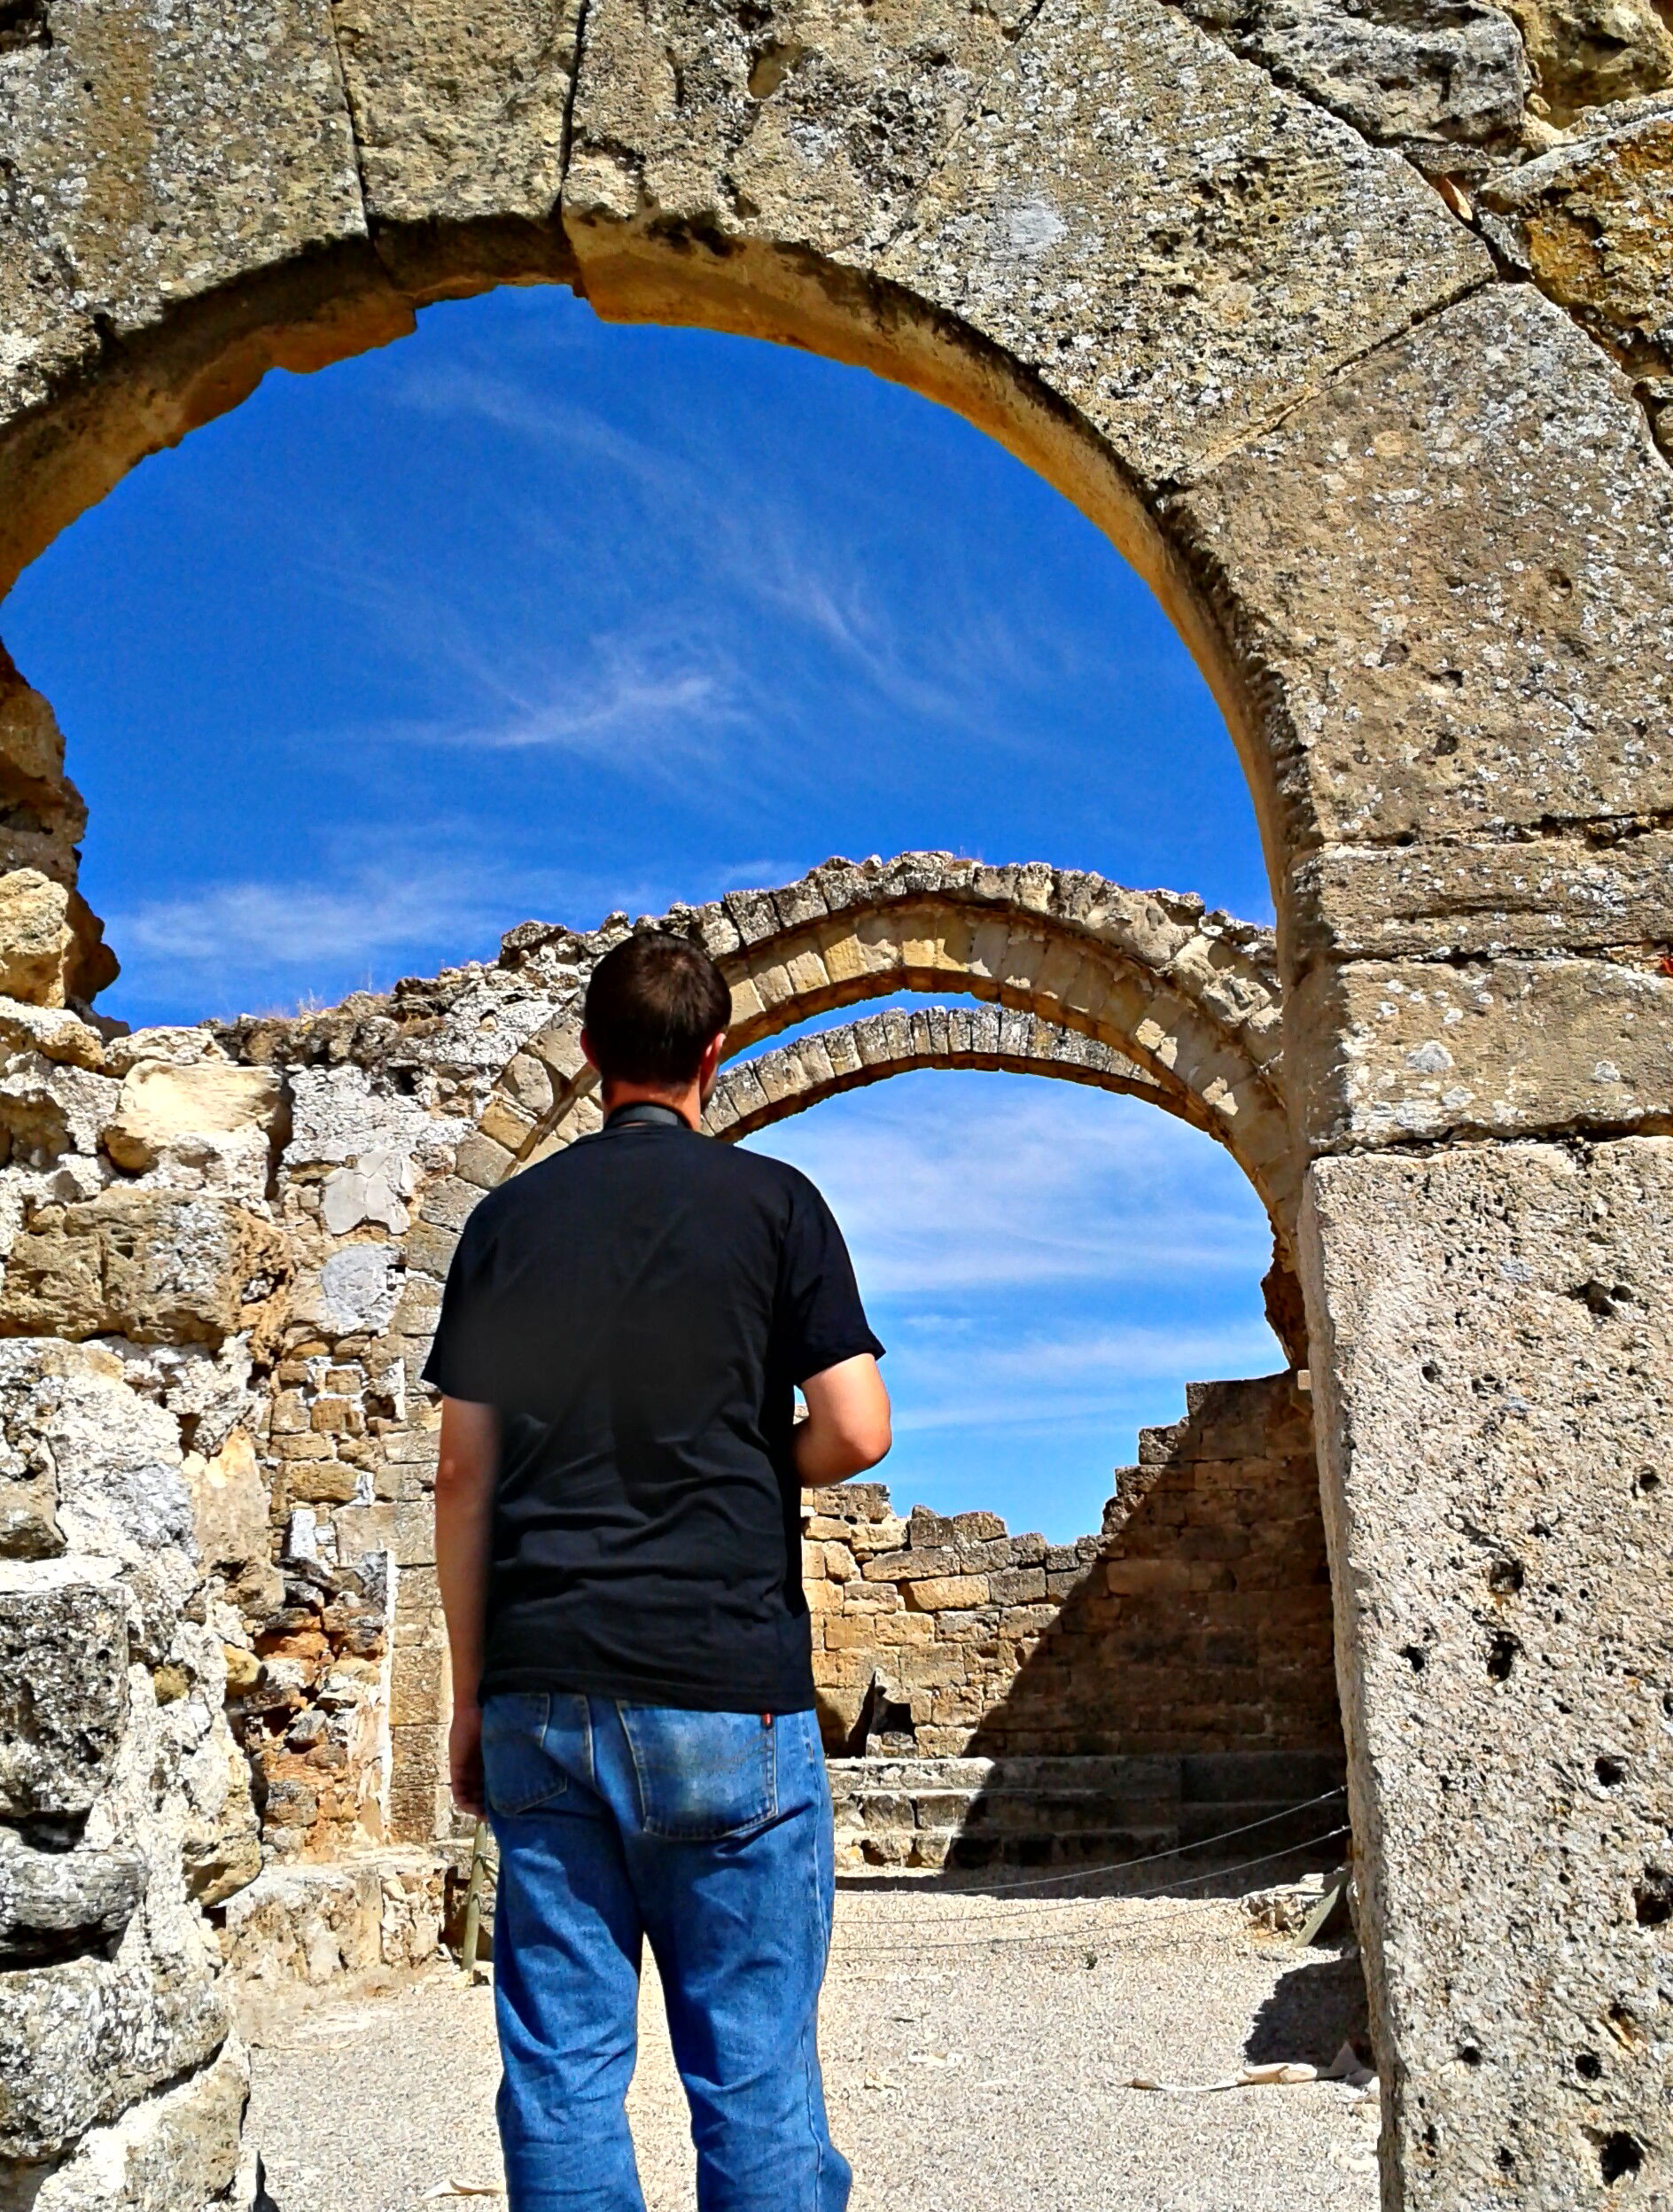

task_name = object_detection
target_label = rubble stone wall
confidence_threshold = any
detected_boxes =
[0,0,1670,2199]
[805,1374,1338,1764]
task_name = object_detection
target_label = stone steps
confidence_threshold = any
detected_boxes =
[829,1750,1347,1873]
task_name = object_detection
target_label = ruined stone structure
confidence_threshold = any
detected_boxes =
[806,1372,1335,1767]
[807,1370,1344,1870]
[1,0,1671,2202]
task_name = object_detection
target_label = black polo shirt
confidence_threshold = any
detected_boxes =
[423,1102,883,1713]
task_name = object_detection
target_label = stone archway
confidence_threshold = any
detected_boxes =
[479,856,1296,1258]
[0,2,1669,2201]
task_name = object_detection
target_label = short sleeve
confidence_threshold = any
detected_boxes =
[775,1174,884,1383]
[421,1208,502,1403]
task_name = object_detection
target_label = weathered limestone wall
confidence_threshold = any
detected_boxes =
[805,1375,1338,1765]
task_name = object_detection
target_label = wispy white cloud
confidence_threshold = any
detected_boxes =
[890,1318,1282,1437]
[117,870,461,969]
[386,357,1075,744]
[105,834,683,1015]
[395,361,681,495]
[744,1077,1272,1296]
[378,647,743,768]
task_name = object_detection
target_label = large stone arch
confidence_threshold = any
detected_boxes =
[0,4,1669,2208]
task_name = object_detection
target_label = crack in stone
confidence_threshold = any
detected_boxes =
[320,4,385,284]
[557,0,597,227]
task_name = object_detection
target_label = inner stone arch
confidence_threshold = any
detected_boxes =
[699,1012,1338,1827]
[706,998,1310,1362]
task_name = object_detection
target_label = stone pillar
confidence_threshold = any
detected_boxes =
[1303,1144,1673,2208]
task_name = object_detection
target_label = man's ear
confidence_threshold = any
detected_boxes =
[580,1028,600,1073]
[697,1029,728,1101]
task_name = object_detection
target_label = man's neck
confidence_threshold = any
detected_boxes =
[600,1079,703,1131]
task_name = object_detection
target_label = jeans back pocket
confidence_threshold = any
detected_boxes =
[481,1693,570,1817]
[619,1706,779,1841]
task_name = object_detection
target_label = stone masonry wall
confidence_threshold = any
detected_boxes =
[805,1373,1339,1764]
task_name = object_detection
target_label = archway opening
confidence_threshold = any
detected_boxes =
[0,265,1364,2210]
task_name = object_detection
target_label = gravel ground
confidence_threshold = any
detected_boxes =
[247,1873,1381,2212]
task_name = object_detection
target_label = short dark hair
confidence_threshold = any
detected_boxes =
[582,931,731,1087]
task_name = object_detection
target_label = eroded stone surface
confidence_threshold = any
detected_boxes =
[1291,954,1673,1149]
[1174,0,1529,168]
[566,0,1036,265]
[0,0,368,393]
[0,651,113,1006]
[1498,0,1673,119]
[0,1826,143,1967]
[1171,284,1673,862]
[1483,98,1673,377]
[104,1062,286,1179]
[0,1940,230,2164]
[218,1852,444,1985]
[0,1190,292,1349]
[874,0,1490,488]
[0,1575,128,1818]
[1303,1137,1673,2209]
[12,2036,249,2212]
[0,873,76,1011]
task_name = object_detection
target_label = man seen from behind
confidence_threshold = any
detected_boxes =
[427,930,891,2212]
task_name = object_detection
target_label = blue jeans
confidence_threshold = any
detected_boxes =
[480,1694,852,2212]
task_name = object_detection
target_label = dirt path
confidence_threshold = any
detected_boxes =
[247,1881,1381,2212]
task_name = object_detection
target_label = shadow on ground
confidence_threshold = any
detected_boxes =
[1244,1951,1371,2068]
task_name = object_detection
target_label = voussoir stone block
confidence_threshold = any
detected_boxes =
[0,0,365,360]
[1171,284,1673,868]
[1303,1138,1673,2209]
[1291,955,1673,1149]
[0,0,415,593]
[331,0,583,279]
[0,1576,128,1818]
[565,0,1034,267]
[875,0,1490,489]
[1172,0,1529,169]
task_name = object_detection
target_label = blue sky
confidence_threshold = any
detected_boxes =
[2,284,1283,1536]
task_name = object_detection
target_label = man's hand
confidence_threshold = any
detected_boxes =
[449,1699,486,1818]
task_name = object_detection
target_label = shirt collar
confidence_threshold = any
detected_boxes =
[603,1100,690,1133]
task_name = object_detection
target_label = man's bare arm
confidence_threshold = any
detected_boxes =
[435,1395,499,1818]
[793,1355,891,1486]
